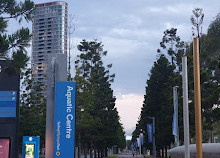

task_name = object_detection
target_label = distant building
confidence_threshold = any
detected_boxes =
[32,1,68,94]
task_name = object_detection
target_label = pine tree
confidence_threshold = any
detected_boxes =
[0,0,34,73]
[135,55,173,157]
[19,69,46,152]
[75,39,125,157]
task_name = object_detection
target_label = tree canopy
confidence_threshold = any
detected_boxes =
[0,0,34,73]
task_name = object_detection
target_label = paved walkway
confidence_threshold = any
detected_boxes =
[116,153,145,158]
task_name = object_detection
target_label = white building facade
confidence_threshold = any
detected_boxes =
[32,1,68,93]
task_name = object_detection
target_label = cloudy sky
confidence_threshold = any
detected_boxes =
[10,0,220,137]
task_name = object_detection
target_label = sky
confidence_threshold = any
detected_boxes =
[9,0,220,137]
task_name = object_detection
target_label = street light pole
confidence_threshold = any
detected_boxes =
[139,136,141,156]
[140,129,143,156]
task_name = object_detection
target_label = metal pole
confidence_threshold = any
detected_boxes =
[139,137,141,155]
[152,117,156,158]
[182,56,190,158]
[193,37,203,158]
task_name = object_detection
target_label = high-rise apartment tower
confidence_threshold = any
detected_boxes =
[32,1,68,93]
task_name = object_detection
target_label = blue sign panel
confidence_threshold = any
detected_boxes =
[0,91,16,97]
[147,123,153,143]
[0,112,16,117]
[0,91,17,117]
[0,96,16,102]
[54,82,76,158]
[22,136,40,158]
[0,102,16,107]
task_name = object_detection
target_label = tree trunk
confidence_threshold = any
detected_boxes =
[94,148,97,158]
[78,133,81,158]
[165,146,168,158]
[101,148,104,158]
[84,145,87,158]
[105,147,108,157]
[156,149,161,158]
[98,149,100,158]
[162,147,164,158]
[89,147,93,158]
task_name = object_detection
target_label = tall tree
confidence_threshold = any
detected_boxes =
[19,69,46,152]
[134,55,173,157]
[75,39,125,158]
[157,28,185,74]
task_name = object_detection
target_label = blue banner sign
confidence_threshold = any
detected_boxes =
[172,90,178,136]
[0,91,17,117]
[22,136,40,158]
[147,123,153,143]
[54,82,76,158]
[140,133,144,145]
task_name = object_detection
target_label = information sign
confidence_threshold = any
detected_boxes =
[22,136,40,158]
[0,91,17,117]
[54,82,75,158]
[0,139,10,158]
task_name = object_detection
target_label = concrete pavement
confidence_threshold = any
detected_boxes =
[116,153,145,158]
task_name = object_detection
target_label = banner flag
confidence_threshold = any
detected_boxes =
[140,133,144,145]
[131,144,134,150]
[137,138,140,147]
[147,123,153,143]
[135,141,138,148]
[172,88,178,136]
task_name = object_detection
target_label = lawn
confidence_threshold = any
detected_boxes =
[104,154,119,158]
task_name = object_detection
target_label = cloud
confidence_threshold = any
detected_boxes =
[30,0,220,135]
[116,93,144,131]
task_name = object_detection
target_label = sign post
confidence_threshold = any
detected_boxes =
[45,54,67,158]
[54,82,76,158]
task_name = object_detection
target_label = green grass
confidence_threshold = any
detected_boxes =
[104,154,119,158]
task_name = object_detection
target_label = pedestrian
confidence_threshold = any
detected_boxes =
[132,148,135,157]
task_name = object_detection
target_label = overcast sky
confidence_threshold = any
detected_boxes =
[9,0,220,137]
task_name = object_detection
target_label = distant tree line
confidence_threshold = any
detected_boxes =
[132,10,220,158]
